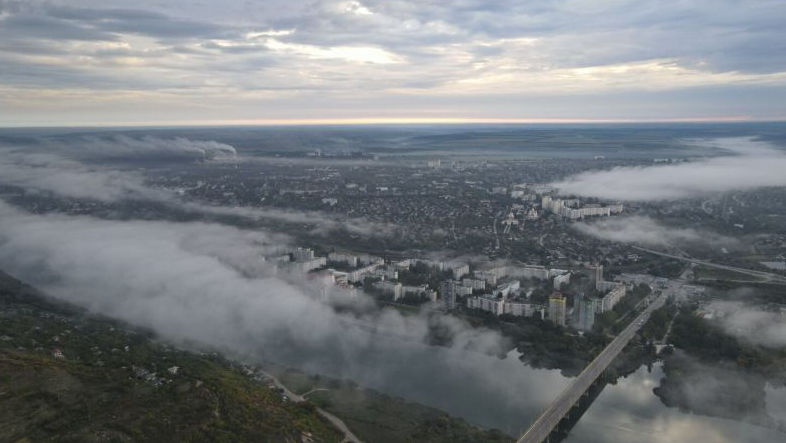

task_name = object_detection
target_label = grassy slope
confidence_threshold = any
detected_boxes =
[0,271,341,443]
[1,270,514,442]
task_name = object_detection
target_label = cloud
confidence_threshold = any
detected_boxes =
[0,135,235,202]
[573,215,740,249]
[0,151,170,202]
[2,1,786,124]
[552,137,786,201]
[43,135,238,162]
[708,300,786,348]
[0,136,404,239]
[0,201,567,434]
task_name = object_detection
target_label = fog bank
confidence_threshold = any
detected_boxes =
[552,138,786,201]
[0,201,567,434]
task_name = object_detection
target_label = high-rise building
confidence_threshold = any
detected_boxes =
[548,292,567,327]
[572,295,597,332]
[293,247,315,262]
[590,264,604,291]
[599,284,626,313]
[440,280,458,311]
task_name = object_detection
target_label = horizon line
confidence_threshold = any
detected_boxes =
[2,116,785,129]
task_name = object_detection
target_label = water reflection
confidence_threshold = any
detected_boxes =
[283,348,569,436]
[566,363,785,443]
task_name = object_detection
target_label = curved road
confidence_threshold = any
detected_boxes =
[259,369,362,443]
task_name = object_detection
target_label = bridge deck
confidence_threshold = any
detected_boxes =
[517,293,666,443]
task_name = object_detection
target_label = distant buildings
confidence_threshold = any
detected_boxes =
[548,292,567,326]
[347,263,380,283]
[467,294,504,315]
[373,266,399,280]
[373,280,403,301]
[541,196,623,220]
[462,278,486,291]
[277,244,633,332]
[328,252,358,267]
[494,280,520,298]
[520,265,550,280]
[473,264,551,283]
[449,263,470,279]
[292,247,315,262]
[591,264,627,313]
[553,272,571,290]
[466,294,543,318]
[290,257,327,273]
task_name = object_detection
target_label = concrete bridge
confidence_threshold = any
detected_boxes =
[517,292,667,443]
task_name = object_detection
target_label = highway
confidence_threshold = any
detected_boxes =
[632,246,786,284]
[517,291,667,443]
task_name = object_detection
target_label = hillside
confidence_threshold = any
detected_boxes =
[0,270,341,442]
[0,270,512,442]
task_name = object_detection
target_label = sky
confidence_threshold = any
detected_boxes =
[1,0,786,126]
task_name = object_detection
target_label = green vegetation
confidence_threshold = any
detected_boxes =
[0,271,342,442]
[639,304,676,341]
[692,265,767,282]
[669,306,770,368]
[653,306,786,430]
[459,310,611,376]
[654,350,773,426]
[613,257,685,278]
[267,366,510,443]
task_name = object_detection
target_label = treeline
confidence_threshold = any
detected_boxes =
[669,305,770,369]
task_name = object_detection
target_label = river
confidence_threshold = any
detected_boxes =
[565,363,785,443]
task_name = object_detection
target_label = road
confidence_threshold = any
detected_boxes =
[259,369,363,443]
[632,246,786,284]
[517,291,667,443]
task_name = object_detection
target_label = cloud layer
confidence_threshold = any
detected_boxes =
[573,215,740,249]
[553,137,786,201]
[708,301,786,349]
[0,201,567,434]
[0,136,402,238]
[1,1,786,124]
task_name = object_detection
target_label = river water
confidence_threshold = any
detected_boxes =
[565,363,785,443]
[278,339,784,442]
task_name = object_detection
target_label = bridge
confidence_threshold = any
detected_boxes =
[517,290,668,443]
